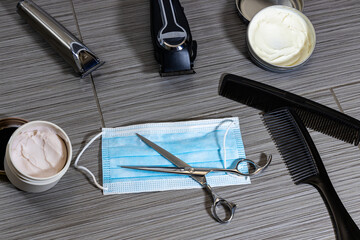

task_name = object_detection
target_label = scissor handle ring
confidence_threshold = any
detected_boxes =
[235,159,258,176]
[204,184,237,223]
[212,198,237,224]
[236,155,272,176]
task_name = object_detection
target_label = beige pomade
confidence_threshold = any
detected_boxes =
[10,126,67,178]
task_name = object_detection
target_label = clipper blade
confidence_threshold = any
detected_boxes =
[160,69,195,77]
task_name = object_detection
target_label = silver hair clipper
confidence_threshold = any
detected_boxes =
[17,0,104,78]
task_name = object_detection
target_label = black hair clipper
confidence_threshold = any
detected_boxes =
[150,0,197,76]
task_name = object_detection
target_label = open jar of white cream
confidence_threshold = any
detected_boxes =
[4,121,72,192]
[246,5,316,72]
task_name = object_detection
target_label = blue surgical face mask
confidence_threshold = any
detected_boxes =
[74,117,249,194]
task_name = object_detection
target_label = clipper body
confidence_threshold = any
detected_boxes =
[150,0,197,76]
[17,0,104,77]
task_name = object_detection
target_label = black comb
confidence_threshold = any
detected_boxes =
[219,74,360,146]
[263,108,360,240]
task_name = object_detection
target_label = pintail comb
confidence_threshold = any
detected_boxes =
[262,107,360,240]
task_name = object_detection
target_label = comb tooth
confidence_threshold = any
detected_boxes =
[220,74,360,145]
[343,125,353,142]
[263,108,319,184]
[295,109,358,145]
[334,123,342,140]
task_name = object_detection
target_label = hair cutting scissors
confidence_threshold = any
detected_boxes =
[121,133,271,223]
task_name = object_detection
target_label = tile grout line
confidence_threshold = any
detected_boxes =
[329,88,344,113]
[69,0,83,42]
[90,75,106,128]
[69,0,106,128]
[330,79,360,91]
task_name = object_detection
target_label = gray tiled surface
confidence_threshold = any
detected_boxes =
[1,0,360,239]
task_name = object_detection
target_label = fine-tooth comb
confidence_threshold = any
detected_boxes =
[262,107,360,240]
[218,73,360,146]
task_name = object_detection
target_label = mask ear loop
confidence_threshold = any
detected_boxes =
[222,121,243,178]
[74,132,108,191]
[222,121,233,170]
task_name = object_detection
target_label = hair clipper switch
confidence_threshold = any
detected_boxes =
[150,0,197,76]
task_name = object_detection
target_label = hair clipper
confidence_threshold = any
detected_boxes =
[150,0,197,76]
[17,0,104,78]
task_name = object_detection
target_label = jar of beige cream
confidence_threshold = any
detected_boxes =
[4,121,72,192]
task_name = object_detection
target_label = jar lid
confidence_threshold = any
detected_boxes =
[236,0,304,23]
[0,118,28,175]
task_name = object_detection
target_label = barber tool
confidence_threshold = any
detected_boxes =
[219,73,360,146]
[262,108,360,240]
[150,0,197,76]
[121,133,271,223]
[17,0,104,78]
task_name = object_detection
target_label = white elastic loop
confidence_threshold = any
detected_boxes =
[222,120,243,178]
[223,121,234,169]
[74,132,108,191]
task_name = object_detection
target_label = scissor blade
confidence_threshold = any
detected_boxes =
[136,133,191,168]
[121,166,196,175]
[136,133,206,185]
